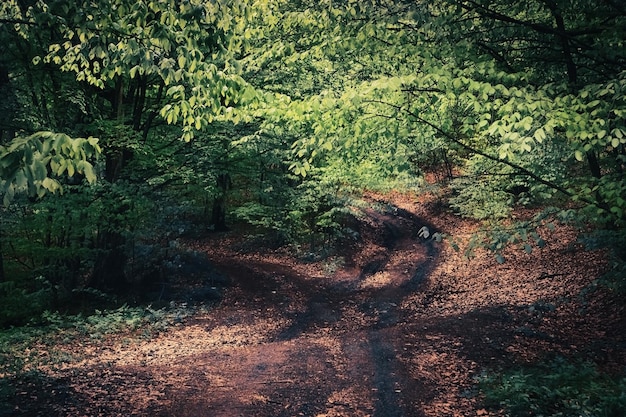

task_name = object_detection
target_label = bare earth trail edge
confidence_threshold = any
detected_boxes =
[7,192,625,416]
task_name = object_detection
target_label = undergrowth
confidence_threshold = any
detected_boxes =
[0,303,206,377]
[478,356,626,417]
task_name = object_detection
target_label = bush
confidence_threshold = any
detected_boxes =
[478,357,626,417]
[0,277,54,327]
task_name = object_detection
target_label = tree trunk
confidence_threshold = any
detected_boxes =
[586,151,602,179]
[132,76,147,131]
[211,197,228,231]
[546,1,604,183]
[90,78,130,290]
[90,229,127,290]
[0,64,16,144]
[211,173,231,231]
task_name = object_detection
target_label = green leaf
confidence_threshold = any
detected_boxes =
[56,159,67,175]
[67,162,75,177]
[32,160,47,180]
[14,172,28,189]
[533,127,546,142]
[41,177,58,192]
[82,163,97,183]
[3,184,15,207]
[574,150,584,162]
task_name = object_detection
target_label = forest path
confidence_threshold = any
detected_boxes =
[8,195,453,417]
[9,193,620,417]
[156,199,440,417]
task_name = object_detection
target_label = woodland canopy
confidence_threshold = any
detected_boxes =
[0,0,624,320]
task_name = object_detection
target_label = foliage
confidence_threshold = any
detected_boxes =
[479,357,626,417]
[0,181,155,309]
[0,277,54,327]
[5,0,255,141]
[253,0,626,238]
[449,134,571,221]
[0,0,625,304]
[52,183,140,246]
[232,167,357,252]
[1,0,263,291]
[285,173,354,252]
[0,132,100,206]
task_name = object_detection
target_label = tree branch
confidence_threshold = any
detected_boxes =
[0,18,36,26]
[363,98,600,209]
[452,0,605,50]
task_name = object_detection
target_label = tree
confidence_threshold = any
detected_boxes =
[230,0,624,268]
[264,0,625,228]
[431,0,626,226]
[0,132,99,282]
[1,0,256,289]
[2,0,624,294]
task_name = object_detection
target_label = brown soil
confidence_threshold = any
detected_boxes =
[5,192,625,416]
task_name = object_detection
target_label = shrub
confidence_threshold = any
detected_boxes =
[0,277,54,327]
[479,357,626,417]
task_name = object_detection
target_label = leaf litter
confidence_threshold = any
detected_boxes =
[4,191,623,417]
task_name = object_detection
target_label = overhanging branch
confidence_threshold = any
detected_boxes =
[363,98,599,208]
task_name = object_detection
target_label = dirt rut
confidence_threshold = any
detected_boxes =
[154,204,440,417]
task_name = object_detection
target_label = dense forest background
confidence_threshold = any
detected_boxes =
[1,1,626,412]
[1,0,625,312]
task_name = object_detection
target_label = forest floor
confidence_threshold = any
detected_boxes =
[4,191,626,416]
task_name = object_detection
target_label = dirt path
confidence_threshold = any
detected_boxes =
[7,194,623,416]
[157,202,440,417]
